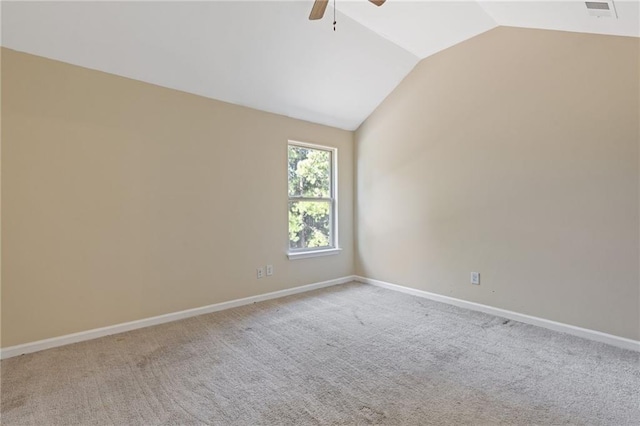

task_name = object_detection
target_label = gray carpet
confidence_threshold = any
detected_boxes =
[1,282,639,425]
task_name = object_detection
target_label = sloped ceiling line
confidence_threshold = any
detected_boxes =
[2,1,639,130]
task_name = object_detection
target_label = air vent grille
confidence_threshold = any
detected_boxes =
[585,2,610,10]
[585,0,617,18]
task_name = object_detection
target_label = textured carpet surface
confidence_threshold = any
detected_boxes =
[1,282,639,425]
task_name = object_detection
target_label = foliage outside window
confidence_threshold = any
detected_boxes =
[288,143,336,252]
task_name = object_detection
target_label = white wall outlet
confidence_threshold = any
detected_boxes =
[257,267,264,279]
[471,272,480,285]
[266,265,273,276]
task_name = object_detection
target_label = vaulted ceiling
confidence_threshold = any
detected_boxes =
[2,1,639,130]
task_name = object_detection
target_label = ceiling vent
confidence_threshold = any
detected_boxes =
[585,1,618,18]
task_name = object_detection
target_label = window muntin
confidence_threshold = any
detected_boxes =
[288,143,336,252]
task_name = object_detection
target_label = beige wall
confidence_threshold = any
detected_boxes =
[355,27,640,340]
[3,26,639,348]
[1,48,354,347]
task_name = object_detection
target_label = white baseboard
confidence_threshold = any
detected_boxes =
[0,275,356,360]
[4,275,636,359]
[355,276,640,352]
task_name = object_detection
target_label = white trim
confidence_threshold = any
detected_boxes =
[355,276,640,352]
[0,276,356,360]
[287,247,342,260]
[6,275,634,359]
[287,140,339,256]
[287,140,335,152]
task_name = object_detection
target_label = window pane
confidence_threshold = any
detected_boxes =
[288,146,331,198]
[289,200,331,249]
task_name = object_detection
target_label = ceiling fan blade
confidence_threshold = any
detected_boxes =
[369,0,386,5]
[309,0,329,20]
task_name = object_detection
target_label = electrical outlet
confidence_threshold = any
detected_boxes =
[266,265,273,276]
[471,272,480,285]
[257,267,264,279]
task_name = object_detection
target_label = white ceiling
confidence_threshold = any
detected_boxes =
[1,1,418,130]
[2,1,639,130]
[336,1,498,58]
[478,0,640,38]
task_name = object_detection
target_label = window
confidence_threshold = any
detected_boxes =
[287,142,339,259]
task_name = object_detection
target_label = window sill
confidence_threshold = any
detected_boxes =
[287,248,342,260]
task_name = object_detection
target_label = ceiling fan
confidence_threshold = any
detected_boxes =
[309,0,386,20]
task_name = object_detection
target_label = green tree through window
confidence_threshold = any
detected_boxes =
[288,143,335,251]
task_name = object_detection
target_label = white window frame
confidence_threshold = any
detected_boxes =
[287,140,341,260]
